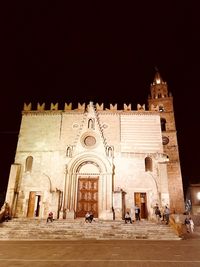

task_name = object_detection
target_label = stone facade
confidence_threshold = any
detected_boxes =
[5,71,185,220]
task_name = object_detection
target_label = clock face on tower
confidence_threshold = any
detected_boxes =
[162,136,169,145]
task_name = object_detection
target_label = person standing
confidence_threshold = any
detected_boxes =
[164,206,170,225]
[135,205,140,221]
[154,204,161,223]
[189,217,194,233]
[185,217,190,233]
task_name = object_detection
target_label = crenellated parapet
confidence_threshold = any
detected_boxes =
[37,103,45,111]
[23,102,150,112]
[106,104,117,111]
[124,104,132,111]
[137,104,145,111]
[64,103,72,111]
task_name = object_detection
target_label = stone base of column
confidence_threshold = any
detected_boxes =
[99,210,114,220]
[65,210,75,219]
[114,208,122,220]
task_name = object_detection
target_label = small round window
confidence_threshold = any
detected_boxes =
[84,136,96,146]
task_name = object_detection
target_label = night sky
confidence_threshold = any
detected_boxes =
[1,2,200,195]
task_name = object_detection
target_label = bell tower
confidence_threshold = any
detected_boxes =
[148,70,185,213]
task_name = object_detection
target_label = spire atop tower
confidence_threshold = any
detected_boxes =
[150,69,168,99]
[154,70,163,85]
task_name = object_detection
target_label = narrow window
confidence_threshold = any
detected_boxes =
[66,146,72,157]
[106,146,113,157]
[145,157,152,172]
[88,118,95,130]
[160,118,166,131]
[25,156,33,172]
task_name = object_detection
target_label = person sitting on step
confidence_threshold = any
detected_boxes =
[85,211,94,223]
[85,211,91,223]
[3,202,11,222]
[47,211,53,223]
[125,211,132,224]
[4,209,11,222]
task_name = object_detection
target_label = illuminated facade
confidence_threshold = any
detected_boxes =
[5,71,185,220]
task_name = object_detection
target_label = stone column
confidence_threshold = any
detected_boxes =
[113,190,123,220]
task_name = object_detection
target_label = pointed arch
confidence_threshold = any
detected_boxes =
[64,153,113,219]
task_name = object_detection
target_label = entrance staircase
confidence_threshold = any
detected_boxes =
[0,218,181,240]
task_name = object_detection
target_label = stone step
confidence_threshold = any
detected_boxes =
[0,218,181,240]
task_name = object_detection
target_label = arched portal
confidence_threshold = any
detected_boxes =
[64,153,113,220]
[76,161,100,218]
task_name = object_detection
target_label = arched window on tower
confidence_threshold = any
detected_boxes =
[25,156,33,172]
[161,118,166,131]
[145,157,152,172]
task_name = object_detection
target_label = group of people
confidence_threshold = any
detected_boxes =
[45,206,195,234]
[124,205,141,224]
[154,204,170,224]
[2,200,196,234]
[46,211,95,223]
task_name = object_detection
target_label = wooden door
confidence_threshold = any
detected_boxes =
[76,177,98,218]
[134,192,147,219]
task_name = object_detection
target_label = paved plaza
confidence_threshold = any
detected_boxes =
[0,239,200,267]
